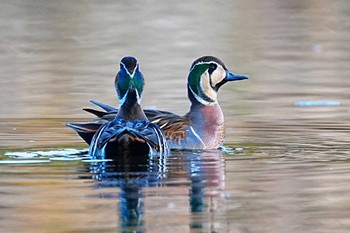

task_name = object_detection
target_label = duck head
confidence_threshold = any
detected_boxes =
[115,56,145,107]
[187,56,249,106]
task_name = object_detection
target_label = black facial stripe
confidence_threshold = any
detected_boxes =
[208,63,218,89]
[198,87,216,103]
[208,63,217,75]
[214,79,227,91]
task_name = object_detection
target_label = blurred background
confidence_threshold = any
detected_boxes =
[0,0,349,147]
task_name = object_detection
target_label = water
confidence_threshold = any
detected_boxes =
[1,0,350,232]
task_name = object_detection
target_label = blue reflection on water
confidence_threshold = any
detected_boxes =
[82,154,168,233]
[295,101,341,107]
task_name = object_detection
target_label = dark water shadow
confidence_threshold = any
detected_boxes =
[80,155,167,233]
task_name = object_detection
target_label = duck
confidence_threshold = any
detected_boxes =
[68,56,169,160]
[67,56,248,150]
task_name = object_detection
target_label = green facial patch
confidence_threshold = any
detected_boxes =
[188,63,210,96]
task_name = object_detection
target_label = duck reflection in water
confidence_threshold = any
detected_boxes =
[81,149,227,232]
[84,154,167,233]
[175,150,226,232]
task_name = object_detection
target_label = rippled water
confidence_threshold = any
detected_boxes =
[1,0,350,232]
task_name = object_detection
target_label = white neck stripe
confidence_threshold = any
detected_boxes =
[119,89,142,106]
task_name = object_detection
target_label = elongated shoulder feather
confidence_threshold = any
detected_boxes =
[146,110,190,142]
[90,100,118,112]
[83,108,117,121]
[74,101,192,144]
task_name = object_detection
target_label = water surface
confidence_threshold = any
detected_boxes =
[1,0,350,232]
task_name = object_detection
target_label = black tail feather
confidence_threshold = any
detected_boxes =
[90,100,118,112]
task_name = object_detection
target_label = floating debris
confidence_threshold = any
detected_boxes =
[4,148,89,159]
[50,157,85,161]
[295,101,340,107]
[235,147,244,153]
[220,146,235,155]
[4,151,38,158]
[82,159,113,163]
[0,160,50,164]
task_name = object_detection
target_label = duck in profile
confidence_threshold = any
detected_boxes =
[67,56,248,150]
[67,56,169,160]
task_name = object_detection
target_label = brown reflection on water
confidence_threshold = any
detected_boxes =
[0,118,83,148]
[1,0,350,145]
[0,163,119,233]
[0,151,228,233]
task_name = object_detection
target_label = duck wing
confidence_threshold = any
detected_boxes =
[89,100,117,112]
[83,108,117,120]
[146,110,190,142]
[68,100,191,146]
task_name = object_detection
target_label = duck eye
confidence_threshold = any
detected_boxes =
[208,63,217,74]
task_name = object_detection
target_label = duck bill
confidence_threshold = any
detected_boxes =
[225,70,249,82]
[215,70,249,90]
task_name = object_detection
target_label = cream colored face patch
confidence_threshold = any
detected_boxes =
[210,64,226,86]
[199,70,218,103]
[188,60,228,106]
[198,62,226,104]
